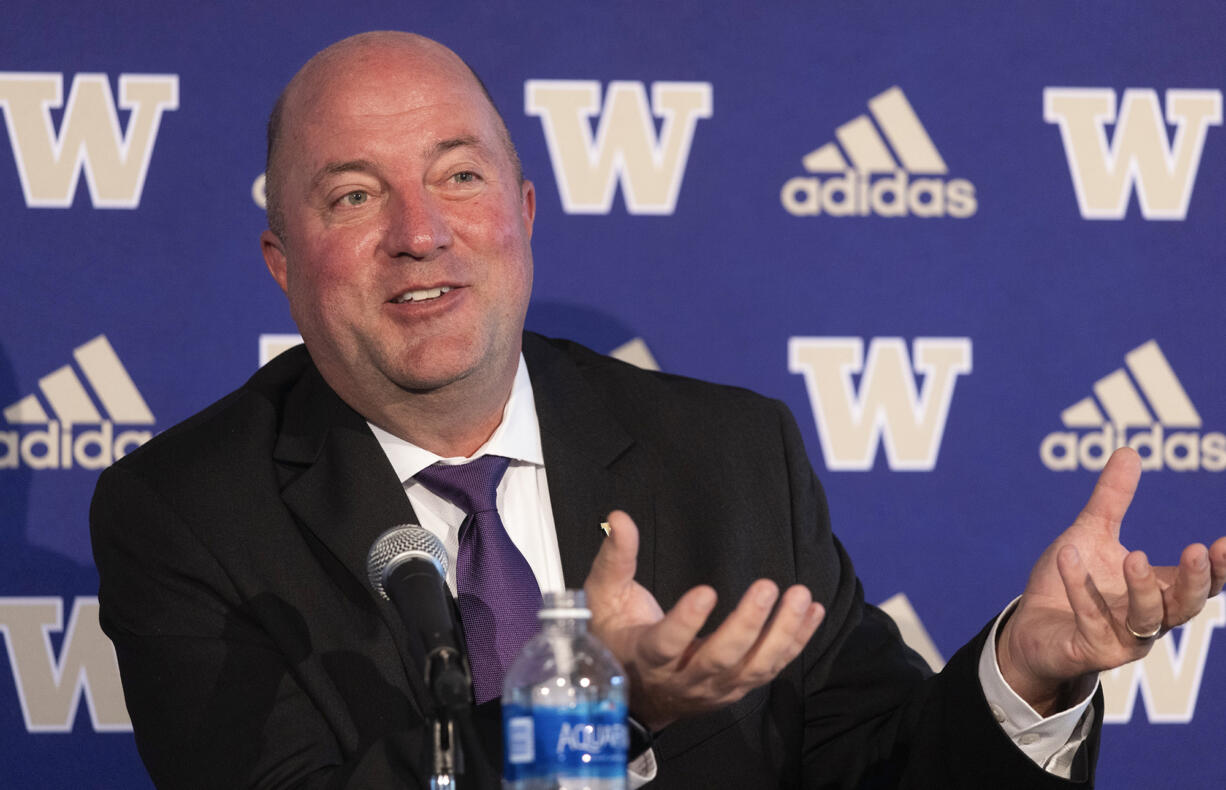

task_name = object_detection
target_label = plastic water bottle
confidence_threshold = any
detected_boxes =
[502,589,628,790]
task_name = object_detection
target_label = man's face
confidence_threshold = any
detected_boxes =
[262,40,535,421]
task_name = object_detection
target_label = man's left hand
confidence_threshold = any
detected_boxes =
[998,447,1226,715]
[583,510,824,732]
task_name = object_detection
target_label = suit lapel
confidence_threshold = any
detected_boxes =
[523,334,656,593]
[271,359,431,715]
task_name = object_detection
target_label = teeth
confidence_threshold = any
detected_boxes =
[395,286,451,303]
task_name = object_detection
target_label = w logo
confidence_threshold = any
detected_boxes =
[1044,88,1221,220]
[788,337,972,471]
[525,80,712,214]
[0,597,130,732]
[0,72,178,208]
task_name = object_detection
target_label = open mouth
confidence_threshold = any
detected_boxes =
[391,286,452,304]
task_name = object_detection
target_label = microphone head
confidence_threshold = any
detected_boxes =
[366,525,449,600]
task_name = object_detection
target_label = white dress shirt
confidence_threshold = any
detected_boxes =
[368,358,564,596]
[370,354,1095,781]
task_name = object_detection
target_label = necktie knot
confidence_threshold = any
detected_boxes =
[415,454,510,516]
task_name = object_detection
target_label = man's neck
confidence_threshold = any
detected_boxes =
[364,366,517,459]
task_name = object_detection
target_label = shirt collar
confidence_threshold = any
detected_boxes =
[368,354,544,483]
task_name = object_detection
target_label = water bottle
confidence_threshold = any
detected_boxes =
[502,589,629,790]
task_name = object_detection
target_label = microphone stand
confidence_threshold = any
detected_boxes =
[430,716,459,790]
[426,650,480,789]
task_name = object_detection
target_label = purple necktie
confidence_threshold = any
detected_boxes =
[414,455,542,703]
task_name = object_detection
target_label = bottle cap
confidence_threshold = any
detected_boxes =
[538,589,592,619]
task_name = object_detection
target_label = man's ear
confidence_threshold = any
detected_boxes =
[520,179,536,240]
[261,230,289,294]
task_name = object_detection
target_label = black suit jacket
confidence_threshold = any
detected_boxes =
[91,333,1100,789]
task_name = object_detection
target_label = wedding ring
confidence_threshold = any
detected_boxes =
[1125,619,1162,640]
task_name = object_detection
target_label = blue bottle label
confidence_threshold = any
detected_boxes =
[503,701,629,781]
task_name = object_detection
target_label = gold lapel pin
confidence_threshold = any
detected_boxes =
[600,521,611,536]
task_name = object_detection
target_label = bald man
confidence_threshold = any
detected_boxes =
[92,31,1226,789]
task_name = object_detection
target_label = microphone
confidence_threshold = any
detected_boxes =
[367,525,471,711]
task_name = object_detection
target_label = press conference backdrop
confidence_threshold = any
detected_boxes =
[2,1,1224,787]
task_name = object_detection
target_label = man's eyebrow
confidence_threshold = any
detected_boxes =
[310,159,379,191]
[308,138,489,191]
[432,135,483,156]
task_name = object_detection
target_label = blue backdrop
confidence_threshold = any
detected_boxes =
[1,2,1223,787]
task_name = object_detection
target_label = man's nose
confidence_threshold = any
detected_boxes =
[383,187,453,260]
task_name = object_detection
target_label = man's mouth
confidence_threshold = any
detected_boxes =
[392,286,452,304]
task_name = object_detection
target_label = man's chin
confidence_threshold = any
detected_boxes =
[385,335,518,395]
[395,372,470,395]
[386,355,484,395]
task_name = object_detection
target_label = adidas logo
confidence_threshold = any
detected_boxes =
[781,86,976,218]
[1040,340,1224,472]
[1,335,155,470]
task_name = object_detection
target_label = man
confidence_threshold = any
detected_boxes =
[91,31,1226,789]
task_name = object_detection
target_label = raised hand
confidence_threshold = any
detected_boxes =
[582,510,824,732]
[997,447,1226,715]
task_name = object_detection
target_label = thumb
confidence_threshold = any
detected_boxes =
[584,510,640,599]
[1077,447,1141,538]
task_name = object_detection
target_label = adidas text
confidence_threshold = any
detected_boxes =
[781,170,976,218]
[1041,425,1225,472]
[0,422,150,470]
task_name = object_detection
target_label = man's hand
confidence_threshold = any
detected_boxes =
[998,447,1226,715]
[583,510,824,732]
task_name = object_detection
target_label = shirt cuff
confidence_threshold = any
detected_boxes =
[978,597,1099,777]
[628,748,658,787]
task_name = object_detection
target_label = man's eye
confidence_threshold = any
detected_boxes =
[341,191,368,206]
[452,171,478,184]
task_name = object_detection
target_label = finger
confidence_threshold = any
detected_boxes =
[777,587,823,655]
[737,584,820,681]
[686,580,780,676]
[636,585,717,667]
[584,510,640,601]
[794,602,826,654]
[1209,536,1226,598]
[1123,550,1164,637]
[1162,543,1212,625]
[1056,545,1115,645]
[1076,447,1141,538]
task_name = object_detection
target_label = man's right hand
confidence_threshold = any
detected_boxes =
[583,510,824,732]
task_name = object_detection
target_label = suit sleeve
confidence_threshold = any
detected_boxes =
[90,464,432,790]
[774,401,1103,789]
